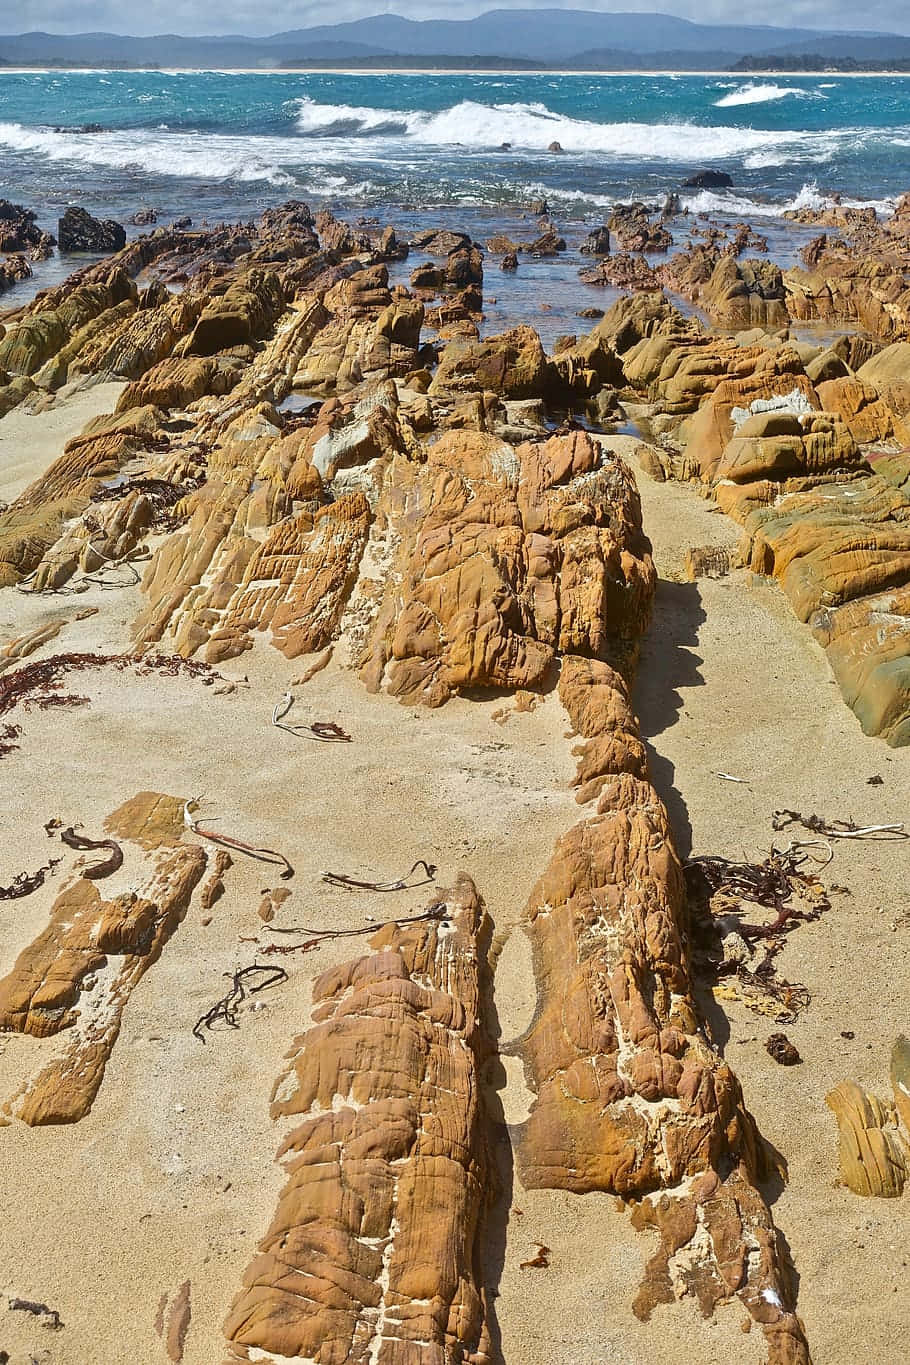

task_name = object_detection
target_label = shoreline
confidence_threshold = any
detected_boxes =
[1,66,910,76]
[0,187,908,1364]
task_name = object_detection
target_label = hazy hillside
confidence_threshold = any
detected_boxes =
[1,9,907,69]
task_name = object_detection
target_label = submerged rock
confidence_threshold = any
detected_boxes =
[682,169,734,188]
[58,206,126,254]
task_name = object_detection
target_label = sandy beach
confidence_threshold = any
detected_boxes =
[0,173,908,1365]
[0,373,906,1362]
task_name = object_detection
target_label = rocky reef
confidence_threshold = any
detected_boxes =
[2,192,909,1364]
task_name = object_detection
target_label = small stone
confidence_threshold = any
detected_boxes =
[766,1033,802,1066]
[721,931,751,967]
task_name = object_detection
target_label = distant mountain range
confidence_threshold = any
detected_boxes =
[2,9,910,70]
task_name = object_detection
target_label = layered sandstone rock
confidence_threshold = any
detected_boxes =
[0,792,207,1125]
[783,202,910,341]
[700,256,788,331]
[811,585,910,746]
[360,429,655,706]
[429,326,553,402]
[826,1037,910,1197]
[222,875,495,1365]
[0,418,162,588]
[516,656,811,1363]
[133,383,410,661]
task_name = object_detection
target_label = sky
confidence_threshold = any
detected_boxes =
[11,0,910,37]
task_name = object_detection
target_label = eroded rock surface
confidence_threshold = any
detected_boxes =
[517,656,811,1363]
[826,1037,910,1197]
[579,281,910,743]
[222,876,495,1365]
[359,429,655,705]
[0,792,207,1125]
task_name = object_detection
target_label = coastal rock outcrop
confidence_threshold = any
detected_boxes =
[222,875,495,1365]
[826,1037,910,1196]
[359,429,655,706]
[0,792,207,1125]
[58,205,127,254]
[0,199,55,257]
[516,655,811,1363]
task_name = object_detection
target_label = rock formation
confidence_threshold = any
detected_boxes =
[358,429,655,705]
[826,1037,910,1197]
[0,792,207,1125]
[58,206,127,254]
[222,876,495,1365]
[515,656,811,1363]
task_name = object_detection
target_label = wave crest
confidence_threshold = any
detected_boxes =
[291,96,831,161]
[714,83,822,108]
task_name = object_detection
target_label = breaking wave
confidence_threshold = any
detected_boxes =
[0,121,296,184]
[681,181,896,218]
[714,82,822,108]
[290,96,855,162]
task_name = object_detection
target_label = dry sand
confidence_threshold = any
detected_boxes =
[0,400,907,1364]
[0,381,126,505]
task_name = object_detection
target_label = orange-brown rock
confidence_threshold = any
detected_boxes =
[360,429,654,706]
[0,794,206,1125]
[200,491,371,663]
[0,268,136,380]
[814,376,907,445]
[721,474,910,619]
[811,584,910,746]
[785,252,910,342]
[0,422,154,587]
[631,1167,811,1364]
[222,875,494,1365]
[178,269,286,356]
[594,290,689,356]
[516,655,810,1361]
[68,293,202,380]
[115,354,243,413]
[289,379,411,488]
[826,1081,908,1198]
[659,252,788,331]
[687,355,820,480]
[714,412,859,484]
[133,419,291,652]
[429,325,554,401]
[200,850,233,909]
[102,790,188,847]
[292,266,422,395]
[131,381,406,660]
[826,1038,910,1197]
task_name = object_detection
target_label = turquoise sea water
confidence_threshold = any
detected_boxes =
[0,70,908,228]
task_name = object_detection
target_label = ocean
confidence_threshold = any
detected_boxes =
[1,70,909,220]
[0,69,907,328]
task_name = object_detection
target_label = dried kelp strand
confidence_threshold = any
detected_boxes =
[0,857,62,900]
[60,827,123,880]
[321,859,437,892]
[192,963,288,1043]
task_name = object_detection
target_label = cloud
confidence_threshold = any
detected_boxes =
[14,0,910,37]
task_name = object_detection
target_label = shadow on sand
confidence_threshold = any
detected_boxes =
[632,577,706,859]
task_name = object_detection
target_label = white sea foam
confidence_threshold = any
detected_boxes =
[289,96,849,162]
[0,121,296,185]
[681,181,895,219]
[0,94,905,205]
[714,82,822,108]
